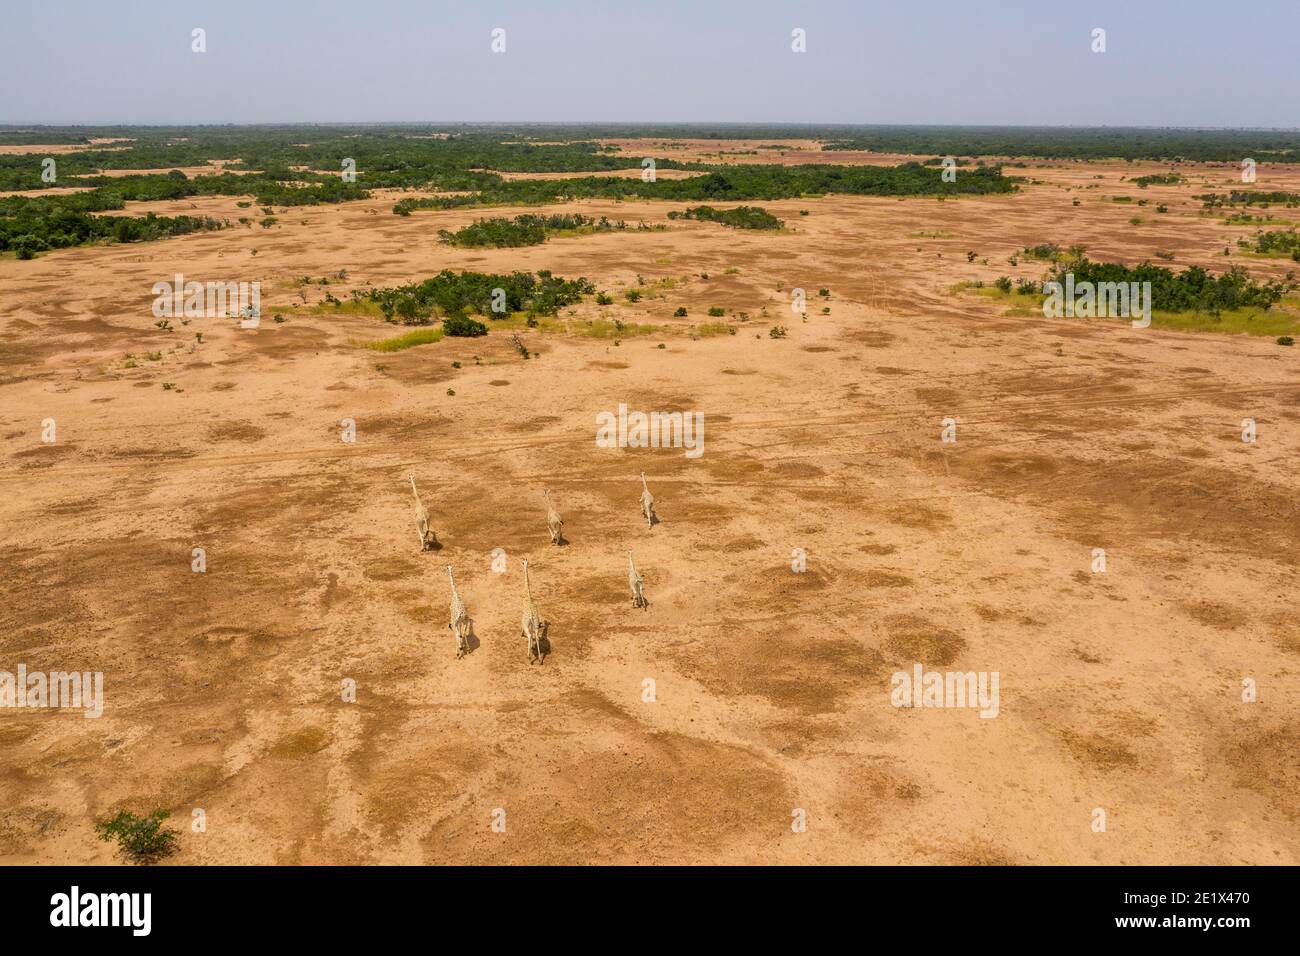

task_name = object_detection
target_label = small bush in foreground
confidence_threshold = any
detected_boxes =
[443,314,488,337]
[95,810,179,865]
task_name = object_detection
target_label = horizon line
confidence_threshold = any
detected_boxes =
[3,121,1300,133]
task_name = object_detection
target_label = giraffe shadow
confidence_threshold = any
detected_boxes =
[528,622,551,664]
[422,535,443,553]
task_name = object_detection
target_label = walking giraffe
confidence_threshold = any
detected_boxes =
[408,473,435,551]
[446,565,470,658]
[543,488,564,546]
[627,550,648,609]
[521,559,547,664]
[639,472,657,529]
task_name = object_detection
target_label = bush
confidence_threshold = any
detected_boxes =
[707,306,725,317]
[994,276,1012,293]
[367,269,594,324]
[1048,255,1292,313]
[595,292,613,305]
[442,314,488,337]
[673,307,687,317]
[769,326,788,339]
[437,213,625,248]
[95,810,179,865]
[1278,336,1295,346]
[10,235,46,259]
[667,205,783,230]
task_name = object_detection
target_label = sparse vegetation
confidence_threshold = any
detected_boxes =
[95,810,179,865]
[365,270,595,325]
[438,213,625,247]
[667,205,783,230]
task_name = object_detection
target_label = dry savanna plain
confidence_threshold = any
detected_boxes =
[1,137,1298,865]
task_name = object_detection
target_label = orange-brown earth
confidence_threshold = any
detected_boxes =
[1,146,1297,865]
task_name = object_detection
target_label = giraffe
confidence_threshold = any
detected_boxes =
[409,473,435,551]
[447,565,470,658]
[627,550,648,609]
[639,472,657,529]
[521,559,546,664]
[543,488,564,546]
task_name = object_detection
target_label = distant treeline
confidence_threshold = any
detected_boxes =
[668,205,783,229]
[1130,173,1184,187]
[394,163,1015,214]
[364,269,596,325]
[820,126,1300,162]
[0,168,362,256]
[0,204,223,258]
[0,128,701,192]
[1049,257,1293,312]
[438,213,626,247]
[5,125,1299,178]
[1197,191,1300,209]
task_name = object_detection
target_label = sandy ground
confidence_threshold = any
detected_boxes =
[1,151,1297,865]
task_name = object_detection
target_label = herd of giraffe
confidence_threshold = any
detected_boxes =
[407,471,659,664]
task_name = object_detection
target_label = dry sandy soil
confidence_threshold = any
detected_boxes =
[1,147,1298,865]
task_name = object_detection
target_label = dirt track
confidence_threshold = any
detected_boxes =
[1,153,1298,864]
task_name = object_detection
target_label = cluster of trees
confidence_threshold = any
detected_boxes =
[1244,229,1300,260]
[0,169,363,256]
[1048,256,1293,312]
[822,127,1300,162]
[363,269,596,325]
[0,126,700,194]
[393,162,1015,214]
[437,213,625,247]
[1,208,223,258]
[1197,190,1300,209]
[2,127,1020,257]
[1131,173,1184,187]
[667,205,783,229]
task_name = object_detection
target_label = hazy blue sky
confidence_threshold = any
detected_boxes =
[3,0,1296,127]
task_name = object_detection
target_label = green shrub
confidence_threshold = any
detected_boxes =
[95,810,179,865]
[707,306,725,317]
[667,205,783,230]
[442,314,488,337]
